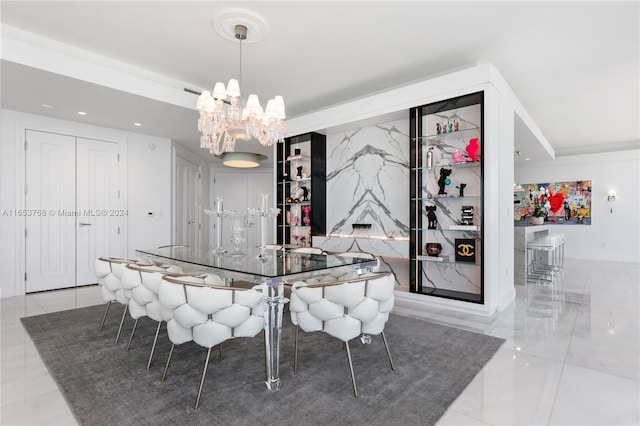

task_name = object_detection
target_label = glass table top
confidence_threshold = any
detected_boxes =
[135,246,376,280]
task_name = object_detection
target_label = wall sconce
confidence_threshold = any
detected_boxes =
[607,189,616,213]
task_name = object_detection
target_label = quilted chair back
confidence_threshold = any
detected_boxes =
[158,274,266,409]
[288,271,396,397]
[290,271,394,342]
[95,257,147,341]
[161,275,265,349]
[96,257,143,306]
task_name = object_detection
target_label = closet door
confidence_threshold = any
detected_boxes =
[76,138,121,286]
[175,155,201,248]
[25,130,76,292]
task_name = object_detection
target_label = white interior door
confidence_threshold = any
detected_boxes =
[175,155,201,247]
[25,131,121,292]
[25,130,76,292]
[76,138,121,286]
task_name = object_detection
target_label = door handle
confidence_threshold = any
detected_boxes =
[79,223,92,227]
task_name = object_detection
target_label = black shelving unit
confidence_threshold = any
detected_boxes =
[409,91,485,303]
[276,132,326,246]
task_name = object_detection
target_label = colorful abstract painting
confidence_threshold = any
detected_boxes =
[514,180,592,225]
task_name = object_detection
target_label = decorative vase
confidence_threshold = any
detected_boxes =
[425,243,442,257]
[530,216,544,225]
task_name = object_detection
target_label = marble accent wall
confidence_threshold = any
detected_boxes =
[318,119,409,261]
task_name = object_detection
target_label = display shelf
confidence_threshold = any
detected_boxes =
[414,256,479,265]
[276,132,326,246]
[412,226,480,232]
[410,91,484,304]
[411,125,481,142]
[413,195,481,201]
[280,177,312,184]
[412,160,480,171]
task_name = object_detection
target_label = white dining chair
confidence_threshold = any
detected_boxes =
[122,263,185,368]
[289,247,325,255]
[335,251,381,272]
[158,274,265,409]
[289,271,395,397]
[95,257,149,343]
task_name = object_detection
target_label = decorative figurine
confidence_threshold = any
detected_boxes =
[448,121,453,133]
[456,183,467,197]
[425,205,438,229]
[460,205,474,225]
[425,242,442,257]
[465,138,479,162]
[296,166,303,179]
[301,205,311,226]
[451,150,468,163]
[436,123,442,134]
[438,168,452,195]
[301,186,309,201]
[453,119,459,131]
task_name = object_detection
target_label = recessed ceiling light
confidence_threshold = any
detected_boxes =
[78,111,87,116]
[133,122,142,127]
[40,103,57,109]
[525,158,530,161]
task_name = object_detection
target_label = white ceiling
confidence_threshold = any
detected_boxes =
[1,1,638,163]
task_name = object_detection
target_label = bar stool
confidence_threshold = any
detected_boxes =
[526,233,564,284]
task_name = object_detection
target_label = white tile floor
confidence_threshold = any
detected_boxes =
[1,259,638,425]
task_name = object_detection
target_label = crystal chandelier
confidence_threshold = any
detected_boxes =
[197,24,285,155]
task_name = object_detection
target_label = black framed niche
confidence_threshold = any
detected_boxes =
[276,132,326,246]
[409,91,484,303]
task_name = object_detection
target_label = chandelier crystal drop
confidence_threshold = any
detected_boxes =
[197,24,285,156]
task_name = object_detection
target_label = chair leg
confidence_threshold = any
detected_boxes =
[195,347,213,410]
[161,343,175,383]
[99,301,112,331]
[126,318,139,351]
[293,325,299,375]
[147,321,162,369]
[115,305,129,344]
[381,331,395,371]
[345,340,358,398]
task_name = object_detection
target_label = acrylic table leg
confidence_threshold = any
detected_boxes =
[263,278,287,391]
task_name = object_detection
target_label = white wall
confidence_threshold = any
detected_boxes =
[0,109,173,297]
[125,132,173,258]
[516,149,640,263]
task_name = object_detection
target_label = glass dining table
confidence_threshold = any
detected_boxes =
[135,245,378,391]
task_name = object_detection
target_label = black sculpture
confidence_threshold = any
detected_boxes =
[456,183,467,197]
[425,205,438,229]
[301,186,309,201]
[437,168,452,195]
[296,166,303,179]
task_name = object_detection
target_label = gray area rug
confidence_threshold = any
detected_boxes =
[21,304,503,426]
